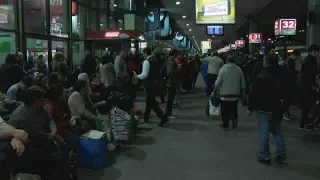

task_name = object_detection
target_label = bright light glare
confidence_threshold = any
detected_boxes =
[114,4,117,7]
[176,1,180,5]
[186,24,189,26]
[189,29,192,31]
[182,15,186,18]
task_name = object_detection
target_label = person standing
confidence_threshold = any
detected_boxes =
[248,55,286,165]
[114,50,129,93]
[138,48,168,127]
[299,45,319,131]
[164,49,179,119]
[204,51,224,94]
[81,50,97,79]
[213,55,245,129]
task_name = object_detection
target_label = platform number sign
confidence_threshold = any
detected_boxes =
[274,19,297,36]
[235,40,245,47]
[249,33,262,44]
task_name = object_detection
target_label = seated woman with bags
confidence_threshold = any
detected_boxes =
[68,80,98,130]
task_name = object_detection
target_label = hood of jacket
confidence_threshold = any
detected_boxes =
[223,63,238,69]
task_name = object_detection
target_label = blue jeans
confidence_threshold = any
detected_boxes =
[253,111,286,160]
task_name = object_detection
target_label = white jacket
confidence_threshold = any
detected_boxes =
[214,63,246,100]
[204,56,224,75]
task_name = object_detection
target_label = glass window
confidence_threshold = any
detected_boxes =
[0,0,16,30]
[26,38,48,70]
[0,30,16,62]
[86,7,98,30]
[23,0,47,34]
[72,3,86,39]
[72,41,84,65]
[109,16,116,30]
[100,13,108,30]
[50,0,69,38]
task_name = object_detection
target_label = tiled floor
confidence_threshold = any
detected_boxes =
[79,78,320,180]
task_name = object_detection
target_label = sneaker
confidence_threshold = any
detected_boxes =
[299,125,312,132]
[257,157,271,166]
[283,114,292,121]
[232,118,238,129]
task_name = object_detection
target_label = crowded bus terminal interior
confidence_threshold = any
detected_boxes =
[1,0,320,179]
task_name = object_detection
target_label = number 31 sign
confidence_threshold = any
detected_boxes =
[274,19,297,36]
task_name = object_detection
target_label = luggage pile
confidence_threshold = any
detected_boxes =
[110,107,134,141]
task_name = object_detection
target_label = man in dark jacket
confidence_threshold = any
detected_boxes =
[138,47,168,127]
[248,55,286,165]
[299,45,319,131]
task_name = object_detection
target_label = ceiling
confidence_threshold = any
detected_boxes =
[159,0,308,50]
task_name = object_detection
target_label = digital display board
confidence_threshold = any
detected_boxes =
[196,0,235,24]
[206,25,224,36]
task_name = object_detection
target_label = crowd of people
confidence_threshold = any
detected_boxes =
[201,45,320,165]
[0,46,201,179]
[1,43,319,178]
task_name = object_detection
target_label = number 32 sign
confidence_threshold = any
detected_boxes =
[274,19,297,36]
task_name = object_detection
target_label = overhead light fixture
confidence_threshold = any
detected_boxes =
[189,29,192,31]
[176,1,180,5]
[182,15,186,18]
[113,4,117,7]
[186,24,189,26]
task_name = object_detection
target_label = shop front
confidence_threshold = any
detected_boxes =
[86,30,146,56]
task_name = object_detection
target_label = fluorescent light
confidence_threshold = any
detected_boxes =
[182,15,186,18]
[176,1,180,5]
[113,4,117,7]
[189,29,192,31]
[186,24,189,26]
[192,36,195,38]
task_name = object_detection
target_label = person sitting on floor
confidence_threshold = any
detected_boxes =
[33,73,48,92]
[0,116,28,180]
[5,76,33,112]
[68,80,98,129]
[5,76,33,104]
[45,86,78,150]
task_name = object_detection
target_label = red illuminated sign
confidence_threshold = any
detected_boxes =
[105,31,120,38]
[235,40,245,47]
[274,19,296,36]
[249,33,262,44]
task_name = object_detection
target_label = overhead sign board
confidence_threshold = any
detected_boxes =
[235,40,245,47]
[274,19,297,36]
[249,33,262,44]
[196,0,235,24]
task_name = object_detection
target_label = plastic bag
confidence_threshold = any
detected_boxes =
[95,114,113,142]
[209,99,220,116]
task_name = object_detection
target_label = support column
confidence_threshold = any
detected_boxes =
[248,16,258,53]
[307,0,320,47]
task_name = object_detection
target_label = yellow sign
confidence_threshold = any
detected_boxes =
[196,0,235,24]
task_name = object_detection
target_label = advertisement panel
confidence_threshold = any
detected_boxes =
[196,0,235,24]
[249,33,262,44]
[235,40,245,47]
[201,41,211,50]
[274,19,297,36]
